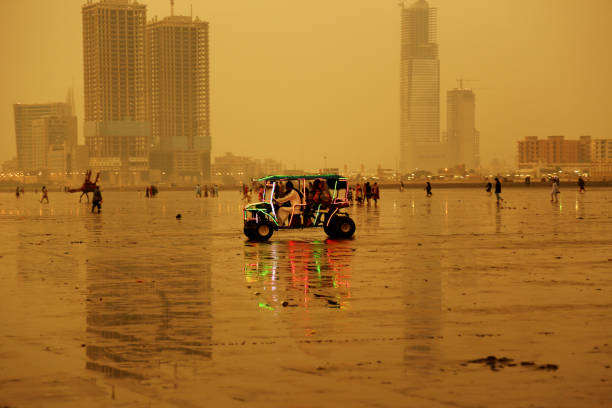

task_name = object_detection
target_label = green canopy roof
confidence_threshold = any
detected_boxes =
[257,174,346,182]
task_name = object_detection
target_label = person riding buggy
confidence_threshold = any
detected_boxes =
[243,174,356,241]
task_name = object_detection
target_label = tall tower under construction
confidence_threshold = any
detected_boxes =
[82,0,149,183]
[447,87,480,170]
[146,13,211,181]
[399,0,442,172]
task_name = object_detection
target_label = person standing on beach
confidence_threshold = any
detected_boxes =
[365,182,372,206]
[578,176,586,193]
[16,187,20,199]
[485,180,493,195]
[40,185,49,203]
[425,182,432,197]
[494,178,503,205]
[195,184,202,197]
[551,177,560,203]
[372,182,380,206]
[400,181,404,192]
[91,186,103,213]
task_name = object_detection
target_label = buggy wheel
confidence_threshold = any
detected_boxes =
[323,217,336,237]
[244,221,257,240]
[336,217,355,238]
[325,216,355,239]
[251,221,274,241]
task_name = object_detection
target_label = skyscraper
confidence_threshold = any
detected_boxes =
[446,87,479,170]
[146,14,211,181]
[13,102,72,172]
[82,0,149,183]
[399,0,441,172]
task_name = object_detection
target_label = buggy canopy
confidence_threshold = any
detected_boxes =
[257,174,346,182]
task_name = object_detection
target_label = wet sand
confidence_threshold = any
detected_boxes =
[0,188,610,407]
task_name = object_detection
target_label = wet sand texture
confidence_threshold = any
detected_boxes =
[0,188,611,407]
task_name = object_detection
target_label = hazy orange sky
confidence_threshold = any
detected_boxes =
[1,0,611,171]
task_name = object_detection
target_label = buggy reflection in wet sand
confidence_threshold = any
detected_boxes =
[243,174,356,241]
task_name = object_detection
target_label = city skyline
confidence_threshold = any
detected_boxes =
[1,0,611,172]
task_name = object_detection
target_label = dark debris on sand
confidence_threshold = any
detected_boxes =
[464,355,558,372]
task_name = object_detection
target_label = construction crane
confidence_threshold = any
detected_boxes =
[456,78,479,90]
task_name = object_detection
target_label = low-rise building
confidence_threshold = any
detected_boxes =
[2,157,18,173]
[518,135,612,178]
[212,152,256,184]
[518,135,591,166]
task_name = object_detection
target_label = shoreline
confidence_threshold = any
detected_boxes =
[1,180,610,193]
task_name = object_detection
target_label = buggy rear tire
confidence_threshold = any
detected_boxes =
[335,216,355,238]
[325,216,355,239]
[250,221,274,241]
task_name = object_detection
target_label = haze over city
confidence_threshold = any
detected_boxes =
[2,1,612,407]
[1,0,611,171]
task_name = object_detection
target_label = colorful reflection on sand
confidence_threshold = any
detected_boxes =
[244,240,353,310]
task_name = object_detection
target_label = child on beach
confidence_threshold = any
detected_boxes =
[40,186,49,203]
[551,177,560,203]
[578,177,586,193]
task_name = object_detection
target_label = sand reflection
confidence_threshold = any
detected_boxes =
[244,240,353,310]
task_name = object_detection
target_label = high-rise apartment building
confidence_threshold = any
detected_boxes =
[82,0,149,182]
[447,88,479,170]
[82,0,146,122]
[400,0,441,172]
[13,102,72,172]
[146,14,211,180]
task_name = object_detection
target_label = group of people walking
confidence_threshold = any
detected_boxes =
[17,184,103,213]
[350,182,380,206]
[420,175,586,206]
[196,184,219,198]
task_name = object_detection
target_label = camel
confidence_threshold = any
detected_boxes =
[69,170,100,202]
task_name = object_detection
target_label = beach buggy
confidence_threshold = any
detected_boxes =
[243,174,356,241]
